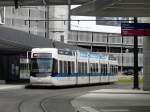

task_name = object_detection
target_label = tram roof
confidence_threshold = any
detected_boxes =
[71,0,150,17]
[0,26,88,53]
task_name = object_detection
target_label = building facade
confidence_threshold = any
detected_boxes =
[68,31,143,71]
[3,6,69,43]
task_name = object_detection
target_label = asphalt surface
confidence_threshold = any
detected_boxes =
[0,83,135,112]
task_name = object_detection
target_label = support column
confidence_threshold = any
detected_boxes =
[143,37,150,90]
[142,18,150,91]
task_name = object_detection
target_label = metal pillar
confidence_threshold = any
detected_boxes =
[143,36,150,90]
[133,17,140,89]
[143,17,150,91]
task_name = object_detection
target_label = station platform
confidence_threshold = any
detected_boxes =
[71,89,150,112]
[0,84,25,90]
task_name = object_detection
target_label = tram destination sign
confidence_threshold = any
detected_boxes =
[121,23,150,36]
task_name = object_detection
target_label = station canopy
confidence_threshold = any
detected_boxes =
[0,26,88,53]
[71,0,150,17]
[0,0,91,6]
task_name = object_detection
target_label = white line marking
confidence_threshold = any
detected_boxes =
[0,85,24,90]
[100,109,129,112]
[81,106,99,112]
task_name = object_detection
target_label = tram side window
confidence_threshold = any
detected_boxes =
[103,64,105,74]
[53,59,58,73]
[81,63,83,73]
[78,62,85,74]
[85,63,87,73]
[94,63,96,73]
[90,63,93,73]
[59,60,64,73]
[102,64,106,75]
[81,62,84,73]
[95,63,98,73]
[68,61,75,74]
[84,63,86,73]
[71,61,75,73]
[90,63,97,73]
[59,61,74,74]
[82,63,84,73]
[84,62,87,73]
[78,62,81,73]
[110,65,113,75]
[78,62,87,74]
[101,64,107,75]
[101,64,104,74]
[68,61,71,74]
[64,61,68,73]
[104,64,106,75]
[90,63,92,73]
[93,63,95,73]
[105,64,107,75]
[103,64,105,75]
[81,62,83,73]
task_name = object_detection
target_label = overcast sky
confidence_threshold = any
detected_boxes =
[71,5,121,34]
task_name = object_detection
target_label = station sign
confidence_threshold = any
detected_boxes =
[33,53,52,58]
[58,49,75,56]
[121,23,150,36]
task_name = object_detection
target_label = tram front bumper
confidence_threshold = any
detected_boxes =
[30,76,54,85]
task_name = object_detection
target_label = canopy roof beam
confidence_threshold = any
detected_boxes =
[71,0,150,17]
[0,0,92,7]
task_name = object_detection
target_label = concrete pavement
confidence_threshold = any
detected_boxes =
[0,84,25,90]
[71,89,150,112]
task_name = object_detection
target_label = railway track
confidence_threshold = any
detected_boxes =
[17,87,78,112]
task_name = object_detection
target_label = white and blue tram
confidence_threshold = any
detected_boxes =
[30,48,118,86]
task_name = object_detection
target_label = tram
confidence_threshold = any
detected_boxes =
[29,48,118,86]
